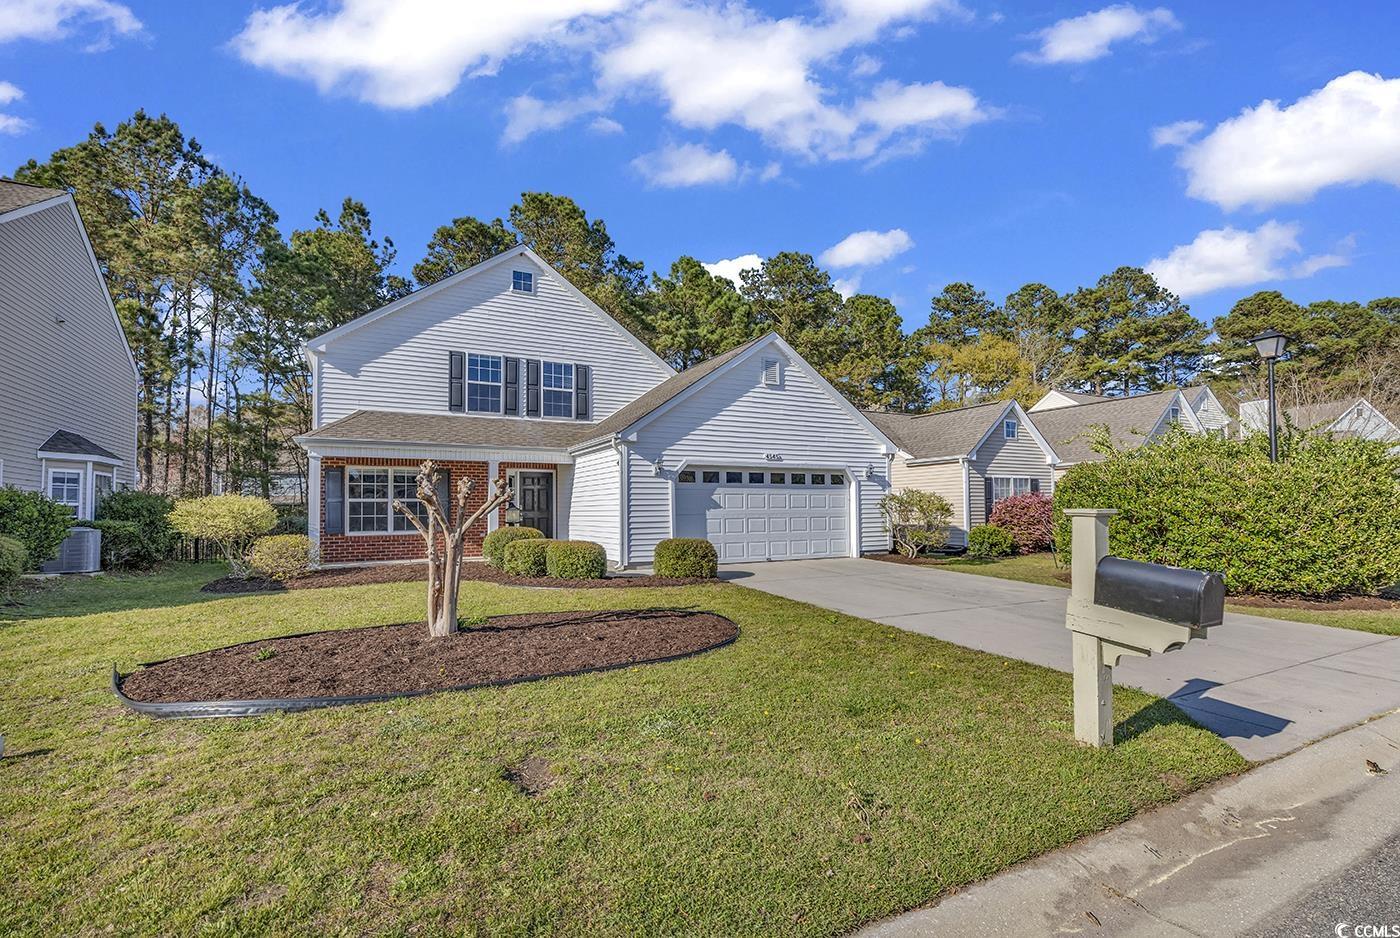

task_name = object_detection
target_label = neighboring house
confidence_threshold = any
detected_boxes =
[1028,389,1204,480]
[1031,385,1231,436]
[1238,397,1400,443]
[1027,389,1109,412]
[0,179,139,530]
[295,245,897,568]
[865,400,1057,547]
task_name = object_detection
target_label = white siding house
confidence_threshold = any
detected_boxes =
[296,246,896,567]
[0,180,139,524]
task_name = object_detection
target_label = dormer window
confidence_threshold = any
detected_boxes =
[1003,419,1018,440]
[762,358,781,387]
[511,270,534,293]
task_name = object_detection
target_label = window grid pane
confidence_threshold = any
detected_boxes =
[791,473,807,485]
[512,270,533,292]
[748,472,764,483]
[348,468,391,533]
[1004,420,1017,439]
[830,474,845,485]
[542,361,574,417]
[392,470,429,532]
[467,354,503,413]
[702,471,719,483]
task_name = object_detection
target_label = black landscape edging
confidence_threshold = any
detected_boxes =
[111,619,739,720]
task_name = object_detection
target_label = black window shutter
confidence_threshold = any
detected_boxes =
[575,364,591,420]
[525,359,541,417]
[1030,478,1041,494]
[504,358,520,416]
[448,352,465,412]
[434,468,452,528]
[984,477,994,523]
[324,467,344,535]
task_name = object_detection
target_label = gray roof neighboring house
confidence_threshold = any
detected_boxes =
[1239,397,1400,441]
[37,429,124,463]
[864,401,1016,461]
[0,179,66,215]
[1028,390,1187,465]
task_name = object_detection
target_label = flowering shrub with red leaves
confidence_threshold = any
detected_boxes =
[988,492,1053,554]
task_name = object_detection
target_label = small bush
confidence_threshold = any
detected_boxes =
[0,486,73,569]
[0,535,26,598]
[967,524,1015,559]
[95,490,175,565]
[989,492,1053,554]
[880,489,953,557]
[169,495,277,576]
[272,506,308,536]
[1053,432,1400,596]
[90,520,144,570]
[482,526,544,568]
[503,538,552,577]
[654,538,718,578]
[545,540,607,580]
[248,534,317,581]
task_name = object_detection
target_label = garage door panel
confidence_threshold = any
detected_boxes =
[675,469,851,563]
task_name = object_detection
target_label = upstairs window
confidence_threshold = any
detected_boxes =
[512,270,534,293]
[467,354,503,413]
[1168,406,1181,423]
[1003,419,1018,440]
[542,361,574,418]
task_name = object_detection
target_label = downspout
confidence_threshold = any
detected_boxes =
[613,436,629,569]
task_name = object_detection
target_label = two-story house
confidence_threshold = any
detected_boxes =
[0,180,139,537]
[295,245,897,568]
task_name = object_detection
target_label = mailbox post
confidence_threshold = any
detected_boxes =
[1063,508,1225,747]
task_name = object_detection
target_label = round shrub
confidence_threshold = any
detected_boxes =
[988,492,1053,554]
[967,524,1015,559]
[879,489,953,557]
[482,526,544,568]
[653,538,718,578]
[503,538,552,577]
[169,494,277,576]
[545,540,607,580]
[248,534,317,581]
[1053,432,1400,596]
[95,490,175,565]
[90,520,143,570]
[0,534,26,598]
[0,485,73,569]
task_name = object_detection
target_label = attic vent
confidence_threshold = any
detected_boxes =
[762,358,781,387]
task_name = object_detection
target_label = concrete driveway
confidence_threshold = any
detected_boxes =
[723,558,1400,761]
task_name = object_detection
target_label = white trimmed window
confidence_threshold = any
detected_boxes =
[49,470,82,516]
[467,353,503,413]
[542,361,574,418]
[990,476,1032,505]
[348,468,431,533]
[512,270,534,293]
[1003,419,1018,440]
[392,470,429,532]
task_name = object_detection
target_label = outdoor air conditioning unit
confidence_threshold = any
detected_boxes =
[41,526,102,574]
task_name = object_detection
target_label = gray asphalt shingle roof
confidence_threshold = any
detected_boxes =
[39,430,122,462]
[863,401,1010,460]
[0,179,66,215]
[1028,390,1179,464]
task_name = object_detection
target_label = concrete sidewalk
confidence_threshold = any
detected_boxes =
[855,710,1400,937]
[725,558,1400,761]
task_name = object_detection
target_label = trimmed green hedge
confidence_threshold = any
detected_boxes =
[653,538,718,578]
[545,540,607,580]
[95,490,175,566]
[967,524,1015,559]
[1052,432,1400,596]
[482,526,543,568]
[0,486,73,569]
[90,520,144,571]
[0,534,26,597]
[503,538,552,577]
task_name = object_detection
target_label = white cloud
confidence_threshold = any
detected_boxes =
[0,81,22,105]
[1145,220,1350,298]
[850,54,881,77]
[1150,118,1202,148]
[833,275,862,298]
[1018,4,1179,65]
[502,95,589,145]
[589,115,624,134]
[0,81,27,134]
[232,0,628,109]
[758,161,782,182]
[819,228,914,268]
[1161,71,1400,210]
[0,0,141,44]
[702,253,763,286]
[632,142,739,188]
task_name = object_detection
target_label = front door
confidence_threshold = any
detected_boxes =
[518,472,554,537]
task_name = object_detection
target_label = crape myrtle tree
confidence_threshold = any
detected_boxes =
[392,461,513,638]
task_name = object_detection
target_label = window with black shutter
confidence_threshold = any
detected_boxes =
[447,352,465,412]
[575,364,591,420]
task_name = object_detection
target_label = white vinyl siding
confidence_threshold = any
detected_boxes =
[622,348,890,566]
[968,412,1054,527]
[1189,389,1232,436]
[314,255,671,426]
[0,201,139,493]
[567,446,621,563]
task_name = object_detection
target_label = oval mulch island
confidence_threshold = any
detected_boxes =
[114,610,737,719]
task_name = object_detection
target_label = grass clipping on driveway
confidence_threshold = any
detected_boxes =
[0,565,1245,936]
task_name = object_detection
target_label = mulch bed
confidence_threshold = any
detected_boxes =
[201,562,718,594]
[118,609,738,704]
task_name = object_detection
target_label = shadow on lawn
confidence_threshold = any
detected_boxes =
[0,564,242,624]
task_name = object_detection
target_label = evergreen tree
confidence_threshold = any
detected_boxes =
[648,256,756,369]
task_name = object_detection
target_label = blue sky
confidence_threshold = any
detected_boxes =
[2,0,1398,332]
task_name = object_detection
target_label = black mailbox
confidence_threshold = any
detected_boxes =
[1093,557,1225,628]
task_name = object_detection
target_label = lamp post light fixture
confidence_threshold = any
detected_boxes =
[1247,328,1290,462]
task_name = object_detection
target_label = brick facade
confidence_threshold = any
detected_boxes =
[318,457,492,565]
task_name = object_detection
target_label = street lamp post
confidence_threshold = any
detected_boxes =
[1247,328,1290,462]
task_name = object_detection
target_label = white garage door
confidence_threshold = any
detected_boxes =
[675,467,850,562]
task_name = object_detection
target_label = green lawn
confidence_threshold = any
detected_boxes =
[902,553,1400,637]
[1,565,1244,936]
